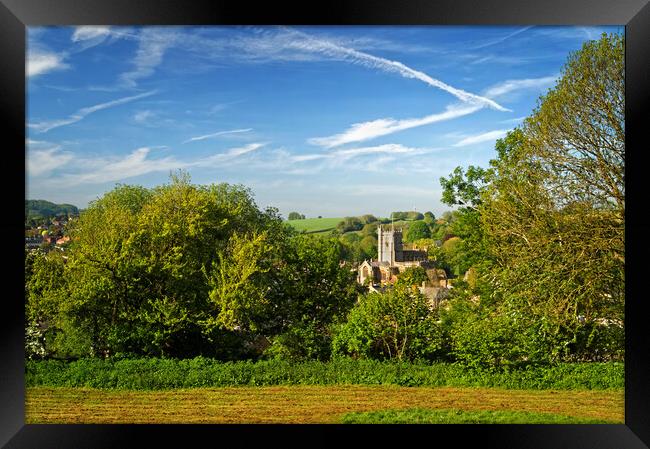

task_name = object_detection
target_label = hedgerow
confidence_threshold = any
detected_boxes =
[25,357,623,390]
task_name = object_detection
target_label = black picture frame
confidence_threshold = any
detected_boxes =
[2,0,649,447]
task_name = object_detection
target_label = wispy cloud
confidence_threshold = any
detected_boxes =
[67,147,184,185]
[500,116,526,124]
[282,28,509,112]
[203,142,266,160]
[120,28,178,87]
[331,143,435,160]
[483,75,558,99]
[133,109,154,124]
[39,141,266,187]
[27,51,69,78]
[309,103,481,148]
[454,129,509,147]
[261,143,441,176]
[339,183,437,198]
[183,128,253,144]
[29,90,157,133]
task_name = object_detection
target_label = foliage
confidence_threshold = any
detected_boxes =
[395,267,429,288]
[390,211,424,221]
[332,286,443,361]
[25,173,358,360]
[440,165,490,209]
[287,212,305,220]
[478,36,624,359]
[359,214,378,224]
[25,357,623,390]
[433,33,625,366]
[336,216,363,233]
[405,220,431,242]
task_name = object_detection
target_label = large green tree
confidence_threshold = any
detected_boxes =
[438,33,624,364]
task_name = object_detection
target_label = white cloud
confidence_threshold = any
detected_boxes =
[309,103,481,148]
[26,145,74,176]
[483,75,558,99]
[454,129,509,147]
[29,90,157,133]
[183,128,253,144]
[71,26,112,42]
[27,51,68,78]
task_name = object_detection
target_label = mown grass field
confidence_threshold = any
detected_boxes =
[285,217,342,233]
[26,385,623,424]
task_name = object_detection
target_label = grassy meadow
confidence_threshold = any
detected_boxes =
[26,385,623,424]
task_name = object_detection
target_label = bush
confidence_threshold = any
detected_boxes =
[333,287,444,362]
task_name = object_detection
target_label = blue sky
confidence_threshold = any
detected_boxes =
[26,25,622,218]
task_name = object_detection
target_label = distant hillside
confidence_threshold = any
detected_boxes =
[25,199,79,220]
[285,217,342,234]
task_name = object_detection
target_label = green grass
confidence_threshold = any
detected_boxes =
[285,217,342,233]
[25,358,624,391]
[340,408,617,424]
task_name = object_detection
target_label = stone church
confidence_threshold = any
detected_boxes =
[357,225,449,305]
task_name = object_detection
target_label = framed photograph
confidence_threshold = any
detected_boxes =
[3,0,649,447]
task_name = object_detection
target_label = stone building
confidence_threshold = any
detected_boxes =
[357,225,450,306]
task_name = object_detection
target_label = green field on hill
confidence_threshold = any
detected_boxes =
[285,217,342,233]
[285,217,421,235]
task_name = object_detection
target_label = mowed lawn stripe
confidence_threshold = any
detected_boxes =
[26,386,624,424]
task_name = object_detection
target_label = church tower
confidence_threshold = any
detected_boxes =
[377,225,404,264]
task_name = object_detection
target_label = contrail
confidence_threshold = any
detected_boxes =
[281,27,510,112]
[183,128,253,144]
[29,90,158,133]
